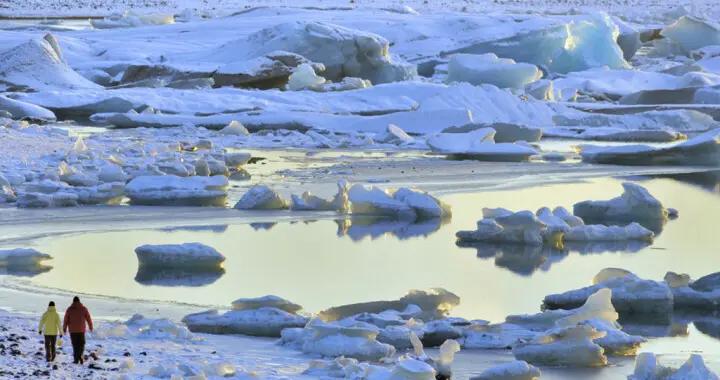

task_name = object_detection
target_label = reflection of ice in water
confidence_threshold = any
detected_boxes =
[135,267,225,287]
[335,216,445,241]
[456,242,567,276]
[0,263,53,277]
[627,169,720,194]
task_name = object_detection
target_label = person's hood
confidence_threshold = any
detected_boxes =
[46,306,56,312]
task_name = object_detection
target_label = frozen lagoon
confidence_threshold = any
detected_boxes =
[1,174,719,378]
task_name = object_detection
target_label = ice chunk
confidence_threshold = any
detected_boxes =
[0,96,56,121]
[593,268,633,285]
[319,288,460,322]
[661,16,720,54]
[447,53,542,89]
[135,243,225,269]
[0,34,100,91]
[441,123,542,143]
[291,181,349,212]
[298,319,396,361]
[375,124,415,145]
[216,21,416,84]
[231,295,302,314]
[98,163,127,183]
[470,360,541,380]
[389,358,437,380]
[287,63,327,91]
[564,223,654,242]
[690,272,720,292]
[513,324,607,367]
[234,185,289,210]
[664,272,691,288]
[456,211,547,246]
[125,175,228,206]
[0,248,52,266]
[581,129,720,166]
[219,121,250,136]
[462,322,538,349]
[393,188,451,219]
[349,184,416,220]
[544,269,673,314]
[629,353,719,380]
[182,307,307,337]
[91,11,174,29]
[428,129,537,162]
[573,182,668,223]
[450,13,628,74]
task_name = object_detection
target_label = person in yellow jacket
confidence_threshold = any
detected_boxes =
[38,301,62,362]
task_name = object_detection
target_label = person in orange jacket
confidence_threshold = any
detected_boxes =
[62,296,93,364]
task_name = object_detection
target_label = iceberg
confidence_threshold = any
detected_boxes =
[446,53,542,89]
[564,223,655,242]
[427,129,537,162]
[286,63,327,91]
[291,181,350,213]
[288,319,396,361]
[91,11,175,29]
[134,243,225,269]
[348,184,416,220]
[0,96,56,122]
[231,295,302,314]
[125,175,228,206]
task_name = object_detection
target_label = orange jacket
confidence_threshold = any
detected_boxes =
[63,301,93,334]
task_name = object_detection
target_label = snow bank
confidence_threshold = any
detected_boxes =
[446,53,542,89]
[0,34,100,91]
[573,182,668,223]
[234,184,289,210]
[125,175,228,206]
[581,129,720,166]
[470,360,541,380]
[135,243,225,269]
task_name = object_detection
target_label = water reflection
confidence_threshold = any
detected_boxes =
[457,239,652,276]
[0,263,53,277]
[135,267,225,287]
[336,217,446,241]
[627,170,720,194]
[159,225,229,233]
[622,311,720,342]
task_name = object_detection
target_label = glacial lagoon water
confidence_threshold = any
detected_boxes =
[1,173,719,376]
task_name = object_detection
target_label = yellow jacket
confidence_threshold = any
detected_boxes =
[39,306,62,336]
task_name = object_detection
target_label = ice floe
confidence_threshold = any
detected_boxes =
[0,248,52,267]
[348,184,450,220]
[234,184,289,210]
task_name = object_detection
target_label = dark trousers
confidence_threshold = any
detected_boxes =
[69,332,85,364]
[43,335,57,361]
